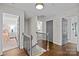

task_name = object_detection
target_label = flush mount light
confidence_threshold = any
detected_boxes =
[35,3,44,10]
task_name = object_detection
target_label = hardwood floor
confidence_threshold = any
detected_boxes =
[41,42,77,56]
[3,48,28,56]
[37,40,47,50]
[3,38,17,51]
[2,40,79,56]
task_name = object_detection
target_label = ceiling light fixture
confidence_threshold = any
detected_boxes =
[36,3,44,10]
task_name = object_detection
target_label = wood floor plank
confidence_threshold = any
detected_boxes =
[3,48,28,56]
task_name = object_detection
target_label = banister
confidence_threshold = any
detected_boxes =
[36,32,47,35]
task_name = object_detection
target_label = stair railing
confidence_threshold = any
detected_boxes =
[36,32,49,51]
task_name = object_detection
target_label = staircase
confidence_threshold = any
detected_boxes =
[22,32,49,56]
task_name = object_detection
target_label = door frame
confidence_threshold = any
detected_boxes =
[1,12,20,55]
[62,18,68,45]
[46,20,53,43]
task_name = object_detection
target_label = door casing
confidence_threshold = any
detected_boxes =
[46,20,53,43]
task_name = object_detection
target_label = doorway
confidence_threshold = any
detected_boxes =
[62,17,77,55]
[62,18,68,45]
[46,20,53,43]
[2,13,19,51]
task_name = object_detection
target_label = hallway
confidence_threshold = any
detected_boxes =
[0,3,79,56]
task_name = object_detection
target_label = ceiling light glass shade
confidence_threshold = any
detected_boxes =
[36,3,44,10]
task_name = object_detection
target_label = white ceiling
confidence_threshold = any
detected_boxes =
[1,3,79,19]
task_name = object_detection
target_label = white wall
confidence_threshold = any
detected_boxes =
[24,19,29,35]
[77,17,79,51]
[0,5,24,55]
[42,21,46,33]
[53,17,62,45]
[67,16,78,44]
[67,18,71,43]
[28,16,37,46]
[0,13,3,55]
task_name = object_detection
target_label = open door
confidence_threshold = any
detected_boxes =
[2,13,20,51]
[46,20,53,43]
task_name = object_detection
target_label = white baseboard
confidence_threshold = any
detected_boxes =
[68,40,77,44]
[53,41,62,46]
